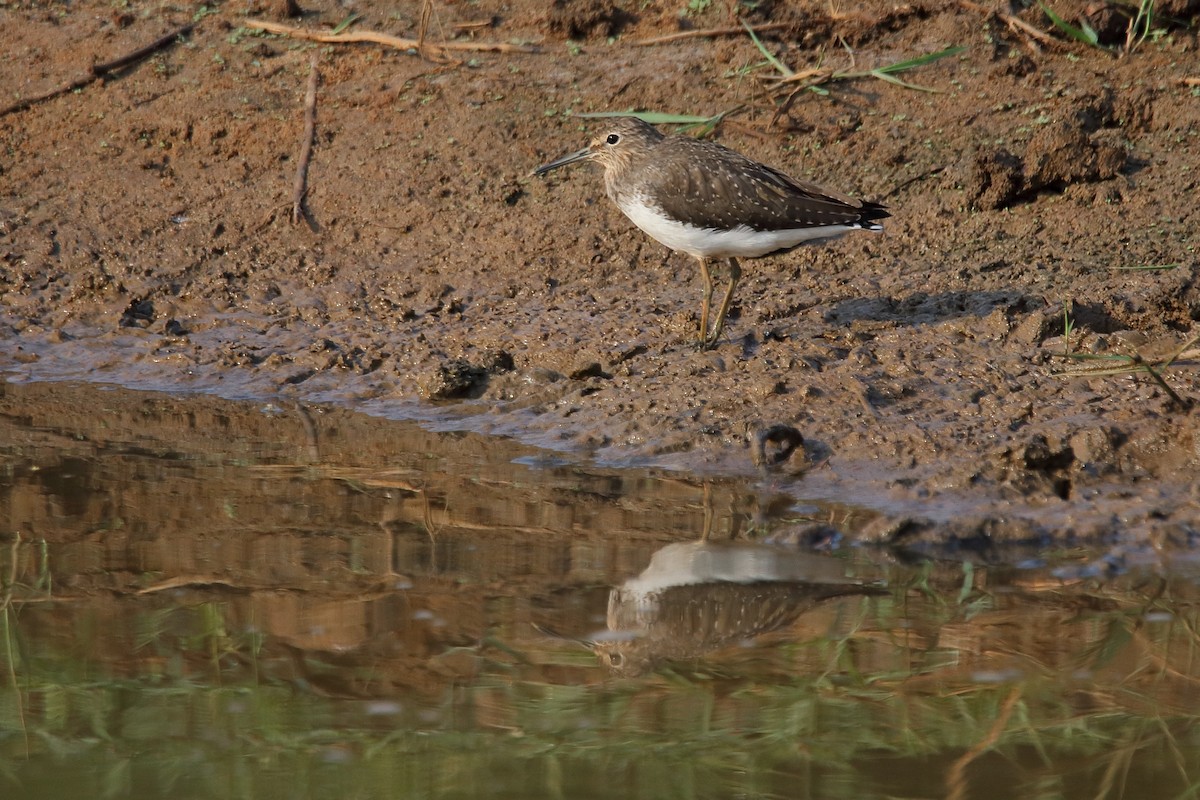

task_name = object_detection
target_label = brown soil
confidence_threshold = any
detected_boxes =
[2,0,1199,548]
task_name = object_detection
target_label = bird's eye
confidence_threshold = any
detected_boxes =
[606,134,620,145]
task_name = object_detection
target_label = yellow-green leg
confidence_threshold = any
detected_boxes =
[702,257,741,349]
[698,257,714,347]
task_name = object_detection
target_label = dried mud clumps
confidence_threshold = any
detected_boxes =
[967,149,1025,212]
[419,350,515,401]
[966,121,1127,210]
[546,0,635,39]
[1023,122,1126,194]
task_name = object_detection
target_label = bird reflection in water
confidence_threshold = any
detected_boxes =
[592,540,885,677]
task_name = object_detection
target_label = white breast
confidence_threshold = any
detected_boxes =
[618,195,855,260]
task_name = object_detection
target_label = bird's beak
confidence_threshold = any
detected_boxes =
[533,146,593,176]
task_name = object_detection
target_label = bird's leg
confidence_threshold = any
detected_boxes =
[703,257,741,348]
[698,257,714,347]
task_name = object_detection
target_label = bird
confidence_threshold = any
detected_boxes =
[534,116,889,349]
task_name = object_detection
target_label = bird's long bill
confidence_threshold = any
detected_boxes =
[534,146,592,176]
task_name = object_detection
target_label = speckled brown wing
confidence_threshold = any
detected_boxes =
[640,138,887,233]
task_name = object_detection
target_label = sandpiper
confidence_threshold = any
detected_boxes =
[535,117,889,348]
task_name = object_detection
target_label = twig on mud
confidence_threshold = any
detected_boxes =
[92,23,197,73]
[1182,77,1200,87]
[242,18,540,63]
[293,54,319,227]
[956,0,1058,51]
[632,22,791,47]
[0,23,195,118]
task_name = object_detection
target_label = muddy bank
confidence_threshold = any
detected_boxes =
[2,0,1199,547]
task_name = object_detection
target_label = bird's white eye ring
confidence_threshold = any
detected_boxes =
[606,133,620,145]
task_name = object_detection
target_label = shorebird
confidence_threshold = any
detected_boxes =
[534,116,889,348]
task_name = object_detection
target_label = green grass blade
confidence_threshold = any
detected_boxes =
[869,70,939,93]
[1038,3,1100,46]
[741,20,793,77]
[1062,365,1140,377]
[872,45,965,75]
[833,46,964,92]
[330,13,361,35]
[1159,334,1200,371]
[1080,18,1099,44]
[1061,352,1134,362]
[957,561,975,606]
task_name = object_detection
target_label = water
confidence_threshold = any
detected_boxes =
[2,380,1199,799]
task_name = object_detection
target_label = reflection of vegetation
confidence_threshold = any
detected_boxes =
[3,533,54,758]
[3,544,1200,799]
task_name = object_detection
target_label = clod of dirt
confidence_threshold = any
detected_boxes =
[1069,426,1123,475]
[242,0,301,18]
[419,351,516,400]
[1023,121,1126,193]
[480,349,516,374]
[856,515,933,544]
[966,148,1024,211]
[965,122,1126,210]
[568,360,609,380]
[1021,434,1076,473]
[762,522,843,550]
[941,516,1047,547]
[546,0,635,39]
[1073,88,1151,133]
[1009,307,1058,346]
[120,298,155,328]
[984,434,1077,500]
[749,424,805,472]
[275,0,303,18]
[421,359,487,401]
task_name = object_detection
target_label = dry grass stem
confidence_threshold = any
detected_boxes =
[0,23,195,117]
[292,54,319,226]
[243,18,539,60]
[957,0,1058,50]
[633,22,790,47]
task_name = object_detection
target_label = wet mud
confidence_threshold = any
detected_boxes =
[2,0,1199,547]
